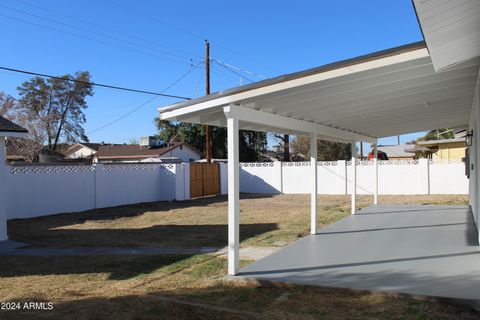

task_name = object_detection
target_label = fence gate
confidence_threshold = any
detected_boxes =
[190,163,220,198]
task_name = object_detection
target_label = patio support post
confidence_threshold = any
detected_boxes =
[374,143,378,205]
[225,107,240,276]
[310,132,318,234]
[351,141,357,215]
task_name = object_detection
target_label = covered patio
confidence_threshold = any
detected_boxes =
[241,204,480,302]
[158,0,480,301]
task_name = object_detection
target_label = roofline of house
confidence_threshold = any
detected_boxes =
[158,41,427,113]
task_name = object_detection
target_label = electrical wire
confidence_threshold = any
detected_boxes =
[15,0,199,61]
[0,66,191,100]
[212,59,254,83]
[3,3,196,63]
[0,13,193,65]
[87,62,203,134]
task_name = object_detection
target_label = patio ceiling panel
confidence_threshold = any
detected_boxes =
[413,0,480,71]
[159,42,480,140]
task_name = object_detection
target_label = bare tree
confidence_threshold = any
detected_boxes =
[1,92,45,161]
[17,71,93,151]
[273,134,290,161]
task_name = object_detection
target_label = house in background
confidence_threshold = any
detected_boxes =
[94,141,202,163]
[377,145,414,160]
[64,143,104,160]
[415,138,466,161]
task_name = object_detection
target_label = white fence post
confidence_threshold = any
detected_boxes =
[174,163,190,201]
[220,162,228,195]
[94,163,105,209]
[417,159,430,195]
[337,160,347,195]
[273,161,283,193]
[0,137,7,241]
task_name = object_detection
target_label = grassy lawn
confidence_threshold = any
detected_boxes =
[8,194,469,248]
[1,194,476,319]
[0,254,478,320]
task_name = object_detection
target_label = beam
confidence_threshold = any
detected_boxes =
[374,143,379,205]
[223,105,376,144]
[310,132,318,235]
[351,141,357,215]
[224,110,240,276]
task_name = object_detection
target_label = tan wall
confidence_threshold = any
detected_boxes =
[432,142,465,161]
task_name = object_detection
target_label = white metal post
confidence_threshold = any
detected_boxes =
[351,141,357,215]
[374,143,378,205]
[226,115,240,276]
[310,132,318,235]
[0,137,7,241]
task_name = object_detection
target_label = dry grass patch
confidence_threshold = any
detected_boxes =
[0,254,478,320]
[8,194,469,248]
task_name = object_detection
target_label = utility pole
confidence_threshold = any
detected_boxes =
[205,40,212,163]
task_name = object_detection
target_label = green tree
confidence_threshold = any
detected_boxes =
[417,128,454,141]
[291,135,352,161]
[17,71,94,151]
[155,119,266,161]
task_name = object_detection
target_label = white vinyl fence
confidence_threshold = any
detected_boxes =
[5,159,467,220]
[227,159,468,196]
[6,163,188,219]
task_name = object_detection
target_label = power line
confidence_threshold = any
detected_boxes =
[15,0,200,61]
[3,2,196,63]
[213,59,266,80]
[88,62,203,134]
[0,13,193,66]
[0,66,191,100]
[212,59,254,83]
[101,0,278,75]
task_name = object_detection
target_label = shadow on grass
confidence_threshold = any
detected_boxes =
[9,223,277,248]
[0,254,199,280]
[1,280,479,320]
[8,194,277,248]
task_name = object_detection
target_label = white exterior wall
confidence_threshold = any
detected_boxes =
[67,146,96,159]
[468,68,480,228]
[162,146,201,162]
[6,163,187,220]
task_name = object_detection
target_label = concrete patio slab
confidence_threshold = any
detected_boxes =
[240,205,480,304]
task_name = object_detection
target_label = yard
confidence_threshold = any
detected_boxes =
[1,194,477,319]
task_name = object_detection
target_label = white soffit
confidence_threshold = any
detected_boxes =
[413,0,480,71]
[159,42,479,139]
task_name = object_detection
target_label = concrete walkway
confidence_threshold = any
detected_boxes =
[0,240,278,261]
[240,205,480,305]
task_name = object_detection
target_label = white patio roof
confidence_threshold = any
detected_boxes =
[159,42,480,143]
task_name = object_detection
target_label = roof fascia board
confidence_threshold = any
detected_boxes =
[223,105,376,143]
[2,131,28,138]
[159,48,429,121]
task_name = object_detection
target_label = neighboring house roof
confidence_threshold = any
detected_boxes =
[0,116,28,133]
[96,143,202,160]
[417,138,465,147]
[377,145,413,158]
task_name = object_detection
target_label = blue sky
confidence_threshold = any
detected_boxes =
[0,0,424,151]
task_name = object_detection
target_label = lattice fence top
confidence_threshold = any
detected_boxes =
[429,159,464,165]
[240,162,275,167]
[378,159,419,165]
[103,163,174,171]
[11,165,95,174]
[10,163,175,174]
[282,161,311,166]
